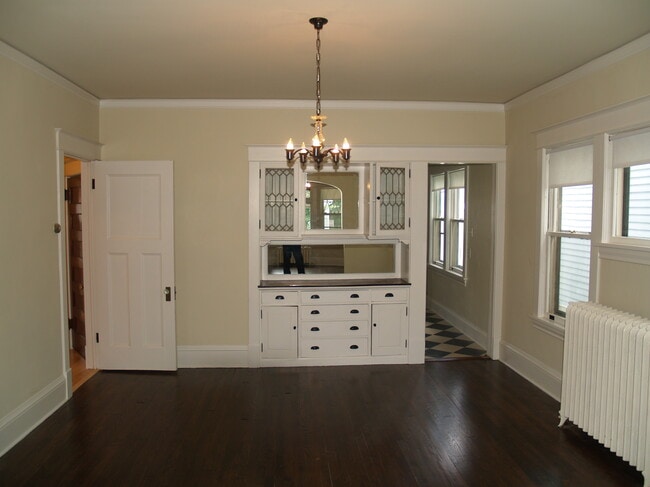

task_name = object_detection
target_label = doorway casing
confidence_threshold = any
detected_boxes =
[55,129,102,399]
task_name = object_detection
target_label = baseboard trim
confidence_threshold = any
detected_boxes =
[499,340,562,401]
[0,375,68,457]
[427,298,488,349]
[177,345,249,368]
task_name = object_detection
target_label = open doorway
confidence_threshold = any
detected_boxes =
[64,156,97,391]
[424,163,495,361]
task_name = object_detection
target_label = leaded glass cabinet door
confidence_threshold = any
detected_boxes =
[260,164,299,238]
[374,163,410,237]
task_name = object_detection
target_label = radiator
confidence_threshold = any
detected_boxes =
[560,302,650,486]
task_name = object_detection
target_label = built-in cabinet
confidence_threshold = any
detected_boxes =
[260,286,409,365]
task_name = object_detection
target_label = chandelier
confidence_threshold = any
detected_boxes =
[285,17,351,168]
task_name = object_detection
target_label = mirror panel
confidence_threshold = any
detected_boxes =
[267,244,395,275]
[305,172,359,230]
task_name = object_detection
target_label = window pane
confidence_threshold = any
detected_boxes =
[556,237,591,313]
[560,185,592,233]
[624,163,650,238]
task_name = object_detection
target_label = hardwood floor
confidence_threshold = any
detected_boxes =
[0,361,643,486]
[70,349,98,392]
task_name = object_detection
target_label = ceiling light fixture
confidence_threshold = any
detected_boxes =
[285,17,351,168]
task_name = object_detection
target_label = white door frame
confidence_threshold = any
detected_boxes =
[55,129,102,398]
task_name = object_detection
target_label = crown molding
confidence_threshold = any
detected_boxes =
[100,98,504,112]
[0,40,99,106]
[506,33,650,111]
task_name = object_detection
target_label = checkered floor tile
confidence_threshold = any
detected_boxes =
[425,312,488,361]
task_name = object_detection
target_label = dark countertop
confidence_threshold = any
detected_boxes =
[259,278,410,288]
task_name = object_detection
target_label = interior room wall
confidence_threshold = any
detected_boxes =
[503,48,650,378]
[0,54,99,421]
[426,164,495,346]
[99,106,505,347]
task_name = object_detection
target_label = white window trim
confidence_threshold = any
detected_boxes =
[533,96,650,336]
[428,166,468,283]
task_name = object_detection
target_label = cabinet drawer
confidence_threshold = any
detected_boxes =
[370,288,409,302]
[301,304,369,322]
[261,291,298,306]
[300,289,370,304]
[300,338,369,358]
[300,321,369,338]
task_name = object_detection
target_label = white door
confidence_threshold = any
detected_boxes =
[90,160,176,370]
[261,306,298,359]
[371,303,408,356]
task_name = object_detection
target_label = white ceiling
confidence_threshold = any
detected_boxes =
[1,0,649,103]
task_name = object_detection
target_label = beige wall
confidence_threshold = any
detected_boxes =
[503,48,650,371]
[426,164,495,337]
[99,107,504,346]
[0,54,99,419]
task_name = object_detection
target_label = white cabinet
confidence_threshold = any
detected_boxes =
[372,163,410,238]
[371,303,408,356]
[260,291,298,359]
[260,164,299,238]
[259,286,409,365]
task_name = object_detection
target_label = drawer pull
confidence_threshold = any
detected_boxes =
[274,295,285,300]
[350,309,360,314]
[385,292,394,298]
[350,345,359,350]
[350,293,360,298]
[310,294,320,299]
[350,325,360,331]
[310,310,320,315]
[310,327,320,332]
[311,346,320,350]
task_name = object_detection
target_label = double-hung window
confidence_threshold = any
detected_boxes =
[545,144,593,318]
[429,167,466,277]
[611,129,650,241]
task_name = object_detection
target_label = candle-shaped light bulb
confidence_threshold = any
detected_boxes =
[286,138,294,150]
[300,142,308,153]
[332,144,340,153]
[342,138,350,150]
[312,135,322,147]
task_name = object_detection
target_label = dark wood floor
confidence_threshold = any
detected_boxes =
[0,361,644,486]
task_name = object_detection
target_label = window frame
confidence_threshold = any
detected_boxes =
[428,166,467,280]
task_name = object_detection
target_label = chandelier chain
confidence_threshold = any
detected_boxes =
[315,29,321,117]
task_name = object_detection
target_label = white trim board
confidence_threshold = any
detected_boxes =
[100,98,504,112]
[506,33,650,110]
[0,41,98,106]
[177,346,249,368]
[499,341,562,401]
[0,376,67,457]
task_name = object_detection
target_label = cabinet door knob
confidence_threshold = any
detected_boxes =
[275,295,285,300]
[350,326,359,331]
[350,293,359,298]
[311,346,320,350]
[310,310,320,315]
[373,323,377,327]
[350,345,359,350]
[350,309,359,314]
[310,294,320,299]
[311,327,320,332]
[293,326,297,330]
[385,292,394,298]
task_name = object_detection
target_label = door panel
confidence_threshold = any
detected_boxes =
[91,161,176,370]
[67,175,86,356]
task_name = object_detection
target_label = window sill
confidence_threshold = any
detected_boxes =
[596,243,650,266]
[530,315,565,340]
[428,264,467,285]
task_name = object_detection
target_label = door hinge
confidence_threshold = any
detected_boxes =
[260,309,263,319]
[64,189,70,201]
[408,217,411,228]
[96,333,100,343]
[406,306,409,316]
[405,339,408,348]
[261,343,264,352]
[259,220,261,230]
[91,178,96,189]
[259,169,262,179]
[408,168,411,178]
